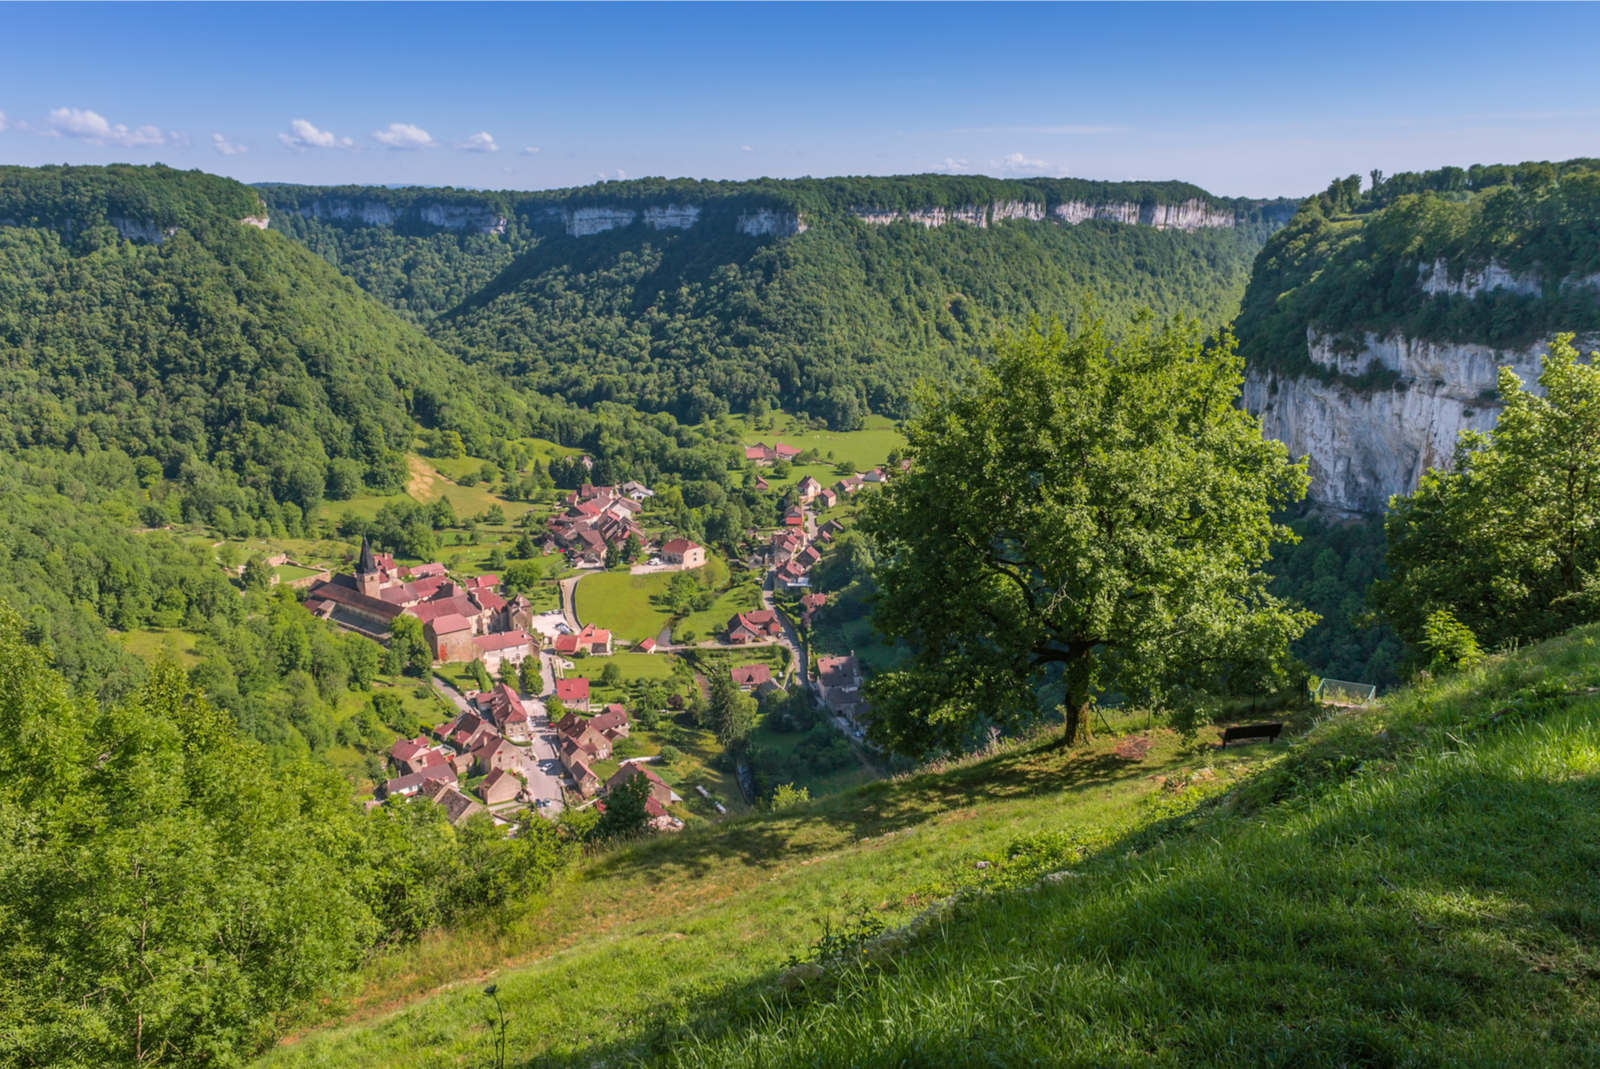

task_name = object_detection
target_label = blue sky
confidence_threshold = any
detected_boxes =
[1,1,1594,199]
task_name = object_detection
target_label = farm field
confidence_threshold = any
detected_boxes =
[573,571,676,642]
[742,413,906,473]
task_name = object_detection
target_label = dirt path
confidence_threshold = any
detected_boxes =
[405,455,439,501]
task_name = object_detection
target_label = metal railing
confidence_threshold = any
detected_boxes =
[1311,678,1377,706]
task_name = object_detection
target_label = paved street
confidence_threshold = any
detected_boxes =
[432,672,565,817]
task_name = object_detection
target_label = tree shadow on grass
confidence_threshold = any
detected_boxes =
[579,729,1217,886]
[537,721,1600,1068]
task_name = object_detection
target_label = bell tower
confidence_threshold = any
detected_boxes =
[356,536,382,597]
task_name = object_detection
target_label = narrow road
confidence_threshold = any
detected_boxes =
[760,577,811,697]
[559,575,582,631]
[434,673,564,815]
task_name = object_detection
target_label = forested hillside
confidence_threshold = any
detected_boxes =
[1236,157,1600,383]
[262,176,1295,427]
[0,165,528,517]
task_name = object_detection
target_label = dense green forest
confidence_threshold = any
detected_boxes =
[0,607,573,1067]
[1236,157,1600,384]
[1266,514,1401,688]
[261,176,1294,427]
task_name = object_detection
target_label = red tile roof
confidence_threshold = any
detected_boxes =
[428,613,473,636]
[731,664,772,687]
[473,629,530,652]
[556,677,590,701]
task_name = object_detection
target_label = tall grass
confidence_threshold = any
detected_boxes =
[659,628,1600,1067]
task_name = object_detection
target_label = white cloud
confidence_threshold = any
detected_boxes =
[372,122,436,149]
[0,111,10,131]
[521,146,540,155]
[935,157,971,172]
[168,130,191,148]
[212,133,248,156]
[455,131,498,152]
[43,108,165,147]
[741,145,753,152]
[993,152,1056,174]
[279,119,353,151]
[616,169,626,180]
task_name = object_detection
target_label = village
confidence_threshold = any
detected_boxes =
[298,437,902,834]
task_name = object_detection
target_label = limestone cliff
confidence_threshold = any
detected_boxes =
[1053,198,1235,230]
[293,198,506,235]
[1243,330,1564,515]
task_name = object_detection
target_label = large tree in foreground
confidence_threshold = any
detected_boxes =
[1371,334,1600,653]
[859,316,1315,756]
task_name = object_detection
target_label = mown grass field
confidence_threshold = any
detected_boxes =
[562,651,680,684]
[259,626,1600,1068]
[574,571,677,642]
[743,414,906,472]
[116,626,202,668]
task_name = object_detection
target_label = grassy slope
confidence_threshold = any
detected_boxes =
[259,709,1285,1067]
[262,626,1600,1067]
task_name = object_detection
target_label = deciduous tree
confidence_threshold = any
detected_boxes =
[860,316,1314,756]
[1372,335,1600,652]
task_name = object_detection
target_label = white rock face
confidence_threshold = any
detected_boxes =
[241,215,269,230]
[298,200,399,226]
[564,207,637,237]
[296,199,504,234]
[419,204,506,234]
[737,209,807,237]
[989,200,1046,224]
[1244,330,1560,514]
[642,205,700,230]
[110,218,177,244]
[1417,258,1540,298]
[851,201,1044,228]
[1053,198,1234,230]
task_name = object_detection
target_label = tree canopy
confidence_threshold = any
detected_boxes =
[860,316,1315,755]
[1372,334,1600,653]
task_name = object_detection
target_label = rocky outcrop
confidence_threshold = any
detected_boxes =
[1417,258,1540,299]
[241,215,270,230]
[111,218,178,244]
[1243,330,1560,515]
[418,203,506,234]
[851,200,1044,228]
[737,209,806,237]
[564,206,636,237]
[295,199,505,235]
[1054,198,1234,230]
[642,204,700,230]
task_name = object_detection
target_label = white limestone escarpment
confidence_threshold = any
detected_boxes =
[1053,198,1234,230]
[296,199,506,235]
[848,197,1232,231]
[737,209,806,237]
[850,200,1044,228]
[1242,330,1560,516]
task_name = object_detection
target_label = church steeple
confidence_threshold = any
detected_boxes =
[356,535,382,596]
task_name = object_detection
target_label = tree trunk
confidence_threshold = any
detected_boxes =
[1061,653,1094,747]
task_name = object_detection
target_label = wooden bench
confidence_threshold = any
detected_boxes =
[1221,722,1283,748]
